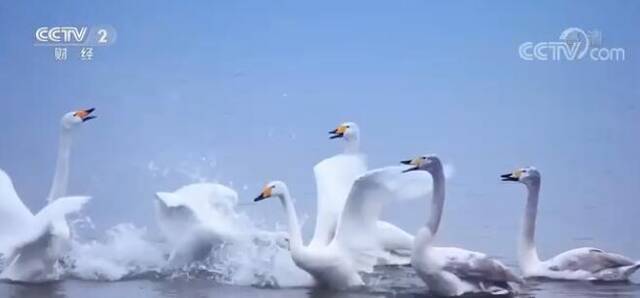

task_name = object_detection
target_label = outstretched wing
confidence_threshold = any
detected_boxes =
[0,169,35,254]
[332,167,413,272]
[34,195,90,224]
[0,224,57,281]
[547,247,636,273]
[2,195,90,282]
[309,153,366,248]
[155,183,244,265]
[383,164,454,202]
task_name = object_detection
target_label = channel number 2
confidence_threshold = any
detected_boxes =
[97,29,108,44]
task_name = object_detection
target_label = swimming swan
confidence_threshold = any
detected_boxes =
[0,108,95,282]
[254,169,416,289]
[320,122,421,264]
[403,155,523,296]
[501,167,640,281]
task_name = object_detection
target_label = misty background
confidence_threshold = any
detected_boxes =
[0,0,638,269]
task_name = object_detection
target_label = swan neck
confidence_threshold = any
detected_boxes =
[47,127,73,202]
[278,190,304,251]
[427,166,445,236]
[520,181,541,269]
[412,226,434,263]
[343,134,360,154]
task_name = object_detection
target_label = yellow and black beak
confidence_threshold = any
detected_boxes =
[74,108,97,122]
[254,185,273,202]
[500,171,521,182]
[400,158,421,173]
[329,125,347,139]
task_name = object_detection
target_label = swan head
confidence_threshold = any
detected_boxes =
[400,154,442,173]
[254,181,288,202]
[61,108,97,129]
[328,122,359,142]
[501,167,540,185]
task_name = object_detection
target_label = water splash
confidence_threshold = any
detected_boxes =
[65,182,313,287]
[68,223,166,281]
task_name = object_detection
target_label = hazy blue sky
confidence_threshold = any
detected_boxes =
[0,1,638,264]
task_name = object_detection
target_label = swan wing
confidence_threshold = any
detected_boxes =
[2,196,90,282]
[383,164,454,202]
[154,192,199,244]
[155,193,228,266]
[32,195,90,246]
[547,247,636,273]
[33,195,90,224]
[155,183,244,263]
[0,169,35,253]
[374,220,413,264]
[435,247,524,285]
[157,183,239,223]
[332,167,411,272]
[0,223,58,281]
[309,153,366,248]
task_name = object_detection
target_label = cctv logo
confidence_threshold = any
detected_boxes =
[35,27,88,44]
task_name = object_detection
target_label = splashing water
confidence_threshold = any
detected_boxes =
[68,223,166,281]
[0,153,453,286]
[64,182,313,287]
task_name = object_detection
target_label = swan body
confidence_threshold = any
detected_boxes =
[404,155,522,296]
[0,108,95,282]
[255,168,419,288]
[502,168,640,281]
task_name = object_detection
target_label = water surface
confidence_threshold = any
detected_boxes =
[2,267,639,298]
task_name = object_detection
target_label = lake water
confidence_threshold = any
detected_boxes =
[2,266,639,298]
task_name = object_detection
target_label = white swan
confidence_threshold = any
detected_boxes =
[155,183,241,266]
[253,168,417,289]
[403,155,523,296]
[320,122,418,264]
[155,183,289,267]
[0,108,95,282]
[501,167,640,281]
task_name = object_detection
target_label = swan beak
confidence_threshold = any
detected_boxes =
[254,186,272,202]
[329,125,347,139]
[500,173,519,182]
[401,159,420,173]
[75,108,97,122]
